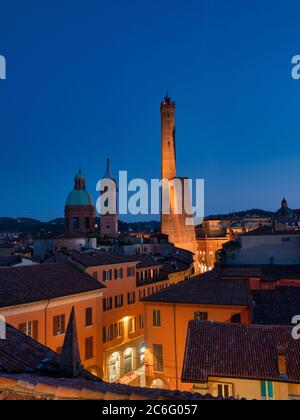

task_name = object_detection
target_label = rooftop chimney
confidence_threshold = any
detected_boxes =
[277,346,288,379]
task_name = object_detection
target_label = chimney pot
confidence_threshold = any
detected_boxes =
[277,345,288,379]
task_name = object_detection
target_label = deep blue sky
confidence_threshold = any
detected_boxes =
[1,0,300,221]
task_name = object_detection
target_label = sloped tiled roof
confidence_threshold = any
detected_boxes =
[63,249,140,267]
[0,323,58,373]
[182,321,300,384]
[143,271,251,306]
[221,264,300,282]
[0,262,104,308]
[253,287,300,325]
[0,323,222,400]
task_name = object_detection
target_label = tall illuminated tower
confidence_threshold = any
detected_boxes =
[160,94,198,267]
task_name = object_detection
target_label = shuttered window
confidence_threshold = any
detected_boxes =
[53,314,65,336]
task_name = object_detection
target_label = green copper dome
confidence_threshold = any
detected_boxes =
[66,189,95,207]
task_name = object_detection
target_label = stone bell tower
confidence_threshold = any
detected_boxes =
[160,94,198,268]
[100,158,118,238]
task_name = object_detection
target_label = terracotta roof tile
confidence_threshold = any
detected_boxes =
[0,262,104,308]
[182,321,300,384]
[143,271,251,306]
[253,287,300,325]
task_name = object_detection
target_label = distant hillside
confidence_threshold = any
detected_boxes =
[0,210,274,235]
[0,218,65,234]
[0,217,160,235]
[206,209,275,220]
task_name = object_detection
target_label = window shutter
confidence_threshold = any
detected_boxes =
[267,382,274,398]
[61,315,65,334]
[53,316,58,336]
[33,320,38,341]
[260,381,267,398]
[86,307,92,326]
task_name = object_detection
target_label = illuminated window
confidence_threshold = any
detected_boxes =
[128,317,136,334]
[153,344,163,372]
[140,344,146,364]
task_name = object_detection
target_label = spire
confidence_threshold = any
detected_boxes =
[282,196,288,208]
[57,307,83,377]
[103,158,112,179]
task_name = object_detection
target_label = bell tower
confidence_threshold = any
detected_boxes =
[160,94,198,269]
[161,94,176,180]
[100,159,118,238]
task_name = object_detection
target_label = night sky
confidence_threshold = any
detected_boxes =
[1,0,300,221]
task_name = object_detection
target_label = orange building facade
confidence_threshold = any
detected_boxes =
[0,263,104,376]
[0,250,194,387]
[142,273,252,391]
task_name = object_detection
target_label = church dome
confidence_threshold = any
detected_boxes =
[66,189,94,207]
[275,197,296,220]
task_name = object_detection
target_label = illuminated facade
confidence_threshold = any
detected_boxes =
[143,272,252,391]
[160,95,197,261]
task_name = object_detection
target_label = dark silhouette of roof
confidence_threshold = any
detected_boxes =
[0,256,22,267]
[253,287,300,325]
[221,264,300,282]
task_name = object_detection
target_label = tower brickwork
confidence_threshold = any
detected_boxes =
[160,95,198,266]
[100,159,118,238]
